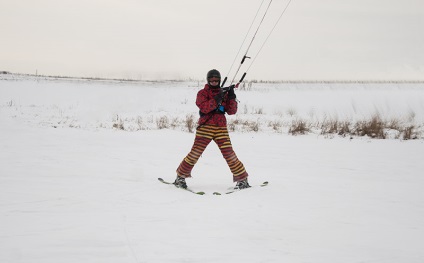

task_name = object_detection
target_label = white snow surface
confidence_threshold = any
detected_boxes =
[1,74,424,262]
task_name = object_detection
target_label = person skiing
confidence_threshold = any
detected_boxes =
[174,69,250,190]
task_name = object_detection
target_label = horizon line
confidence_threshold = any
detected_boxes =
[1,71,424,84]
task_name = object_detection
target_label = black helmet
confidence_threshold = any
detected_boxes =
[206,69,221,87]
[207,69,221,80]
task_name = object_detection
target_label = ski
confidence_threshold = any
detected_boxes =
[213,181,269,195]
[158,178,206,195]
[158,178,268,195]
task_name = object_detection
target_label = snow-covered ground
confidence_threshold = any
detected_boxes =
[1,74,424,262]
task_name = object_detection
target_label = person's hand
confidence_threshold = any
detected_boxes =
[227,85,236,100]
[214,89,224,104]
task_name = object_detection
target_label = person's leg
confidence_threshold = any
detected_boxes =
[176,126,213,178]
[213,126,248,182]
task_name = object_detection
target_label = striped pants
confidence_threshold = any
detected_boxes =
[176,125,248,182]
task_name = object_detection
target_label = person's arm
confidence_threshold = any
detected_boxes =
[196,89,220,114]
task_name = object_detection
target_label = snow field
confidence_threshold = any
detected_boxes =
[1,75,423,137]
[1,75,424,262]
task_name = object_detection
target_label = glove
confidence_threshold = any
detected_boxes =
[227,85,236,100]
[214,89,224,105]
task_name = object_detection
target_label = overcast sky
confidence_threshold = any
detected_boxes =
[1,0,424,81]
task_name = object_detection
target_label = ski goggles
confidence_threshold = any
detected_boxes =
[209,78,220,83]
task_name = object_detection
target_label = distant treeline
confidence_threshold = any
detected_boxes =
[2,71,423,84]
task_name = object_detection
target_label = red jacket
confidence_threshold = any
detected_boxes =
[196,84,238,127]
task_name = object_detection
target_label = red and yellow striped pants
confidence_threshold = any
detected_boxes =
[176,125,248,182]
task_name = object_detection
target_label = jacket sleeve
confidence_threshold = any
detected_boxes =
[196,89,218,114]
[223,96,238,115]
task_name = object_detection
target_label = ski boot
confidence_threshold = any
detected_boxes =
[235,178,251,190]
[173,175,187,189]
